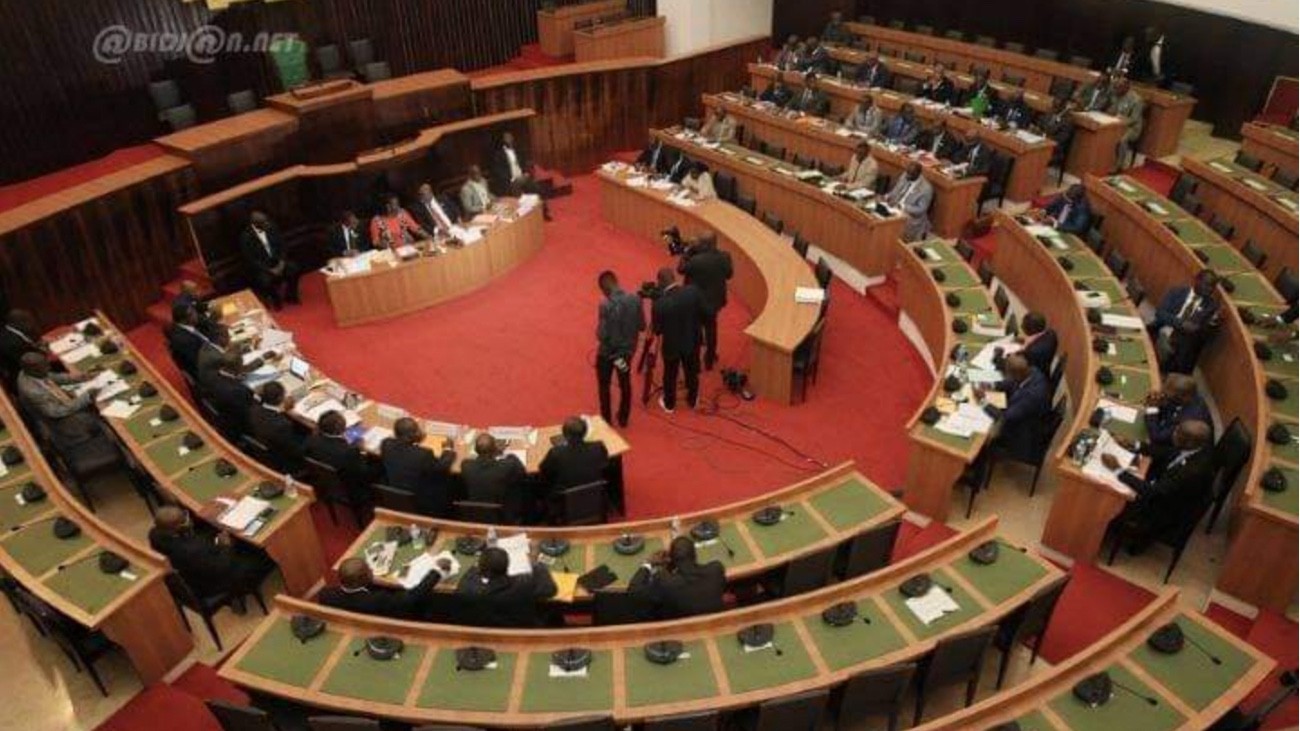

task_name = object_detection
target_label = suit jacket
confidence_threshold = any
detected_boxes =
[1118,447,1216,541]
[921,130,961,160]
[652,283,707,358]
[886,175,934,241]
[855,62,891,88]
[454,564,558,628]
[637,140,673,175]
[149,526,263,597]
[317,571,443,621]
[1077,83,1112,112]
[958,141,994,178]
[921,77,957,105]
[305,432,375,491]
[961,82,996,109]
[1143,395,1212,451]
[787,86,830,117]
[381,438,456,516]
[539,440,610,493]
[679,248,734,313]
[1002,100,1034,129]
[802,45,832,74]
[759,85,793,108]
[327,223,368,257]
[597,288,645,360]
[1021,330,1059,377]
[0,325,44,380]
[239,224,287,274]
[412,194,461,234]
[1044,195,1093,235]
[167,324,208,377]
[16,371,100,445]
[629,560,726,619]
[1037,110,1076,148]
[1153,286,1219,333]
[459,179,494,216]
[822,21,850,45]
[201,371,255,434]
[991,369,1052,462]
[194,341,226,383]
[247,405,305,470]
[1109,90,1146,142]
[488,144,531,195]
[882,114,920,145]
[461,453,527,521]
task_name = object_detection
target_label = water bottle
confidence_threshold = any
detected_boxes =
[486,526,498,547]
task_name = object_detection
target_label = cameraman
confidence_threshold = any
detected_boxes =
[677,233,733,371]
[596,271,644,427]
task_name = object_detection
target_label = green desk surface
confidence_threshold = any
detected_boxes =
[1010,710,1060,731]
[1257,341,1298,381]
[1223,272,1281,305]
[1102,412,1148,444]
[320,638,426,705]
[0,459,33,487]
[800,596,908,672]
[745,507,829,559]
[1097,367,1154,405]
[123,405,186,444]
[416,648,516,712]
[1049,663,1187,731]
[1270,432,1297,465]
[591,537,666,587]
[949,542,1049,605]
[807,477,891,533]
[1129,614,1258,712]
[948,292,995,317]
[1186,243,1251,273]
[914,423,979,454]
[716,621,819,695]
[623,640,720,707]
[1267,382,1299,423]
[932,263,979,289]
[235,619,344,688]
[1260,466,1298,517]
[517,649,614,714]
[144,431,213,475]
[175,460,252,503]
[44,554,145,615]
[1058,252,1108,279]
[693,520,755,569]
[880,567,982,640]
[916,243,961,265]
[0,483,53,532]
[1169,221,1218,247]
[1099,338,1150,368]
[1078,277,1127,305]
[3,520,93,576]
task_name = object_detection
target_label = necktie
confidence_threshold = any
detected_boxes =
[428,200,452,231]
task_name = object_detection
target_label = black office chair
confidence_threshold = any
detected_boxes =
[814,258,833,289]
[791,317,828,403]
[1179,193,1204,218]
[18,590,119,696]
[1048,77,1077,101]
[977,395,1066,503]
[206,700,282,731]
[1274,267,1298,303]
[714,171,737,203]
[592,589,651,625]
[904,51,927,64]
[977,259,994,287]
[314,44,352,80]
[227,90,258,114]
[736,195,757,216]
[43,431,126,513]
[1241,240,1268,270]
[453,500,505,523]
[977,153,1013,210]
[643,710,719,731]
[165,572,266,651]
[148,79,183,114]
[1208,215,1236,240]
[792,234,811,259]
[1233,151,1265,173]
[1084,228,1105,255]
[954,239,976,262]
[347,38,375,73]
[161,104,198,132]
[761,210,784,234]
[1205,418,1252,534]
[1271,168,1299,190]
[752,688,828,731]
[372,483,420,513]
[1104,250,1130,279]
[308,717,381,731]
[765,544,836,598]
[912,624,997,724]
[993,286,1010,318]
[837,519,901,580]
[304,457,370,529]
[552,480,608,526]
[942,29,964,42]
[887,19,905,29]
[992,574,1070,688]
[833,663,916,731]
[1106,488,1215,582]
[1169,174,1199,206]
[362,62,392,82]
[1068,54,1093,69]
[1125,277,1147,307]
[975,35,996,48]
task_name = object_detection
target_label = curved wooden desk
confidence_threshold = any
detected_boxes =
[211,290,631,475]
[1241,121,1299,178]
[221,517,1062,726]
[991,212,1161,564]
[749,64,1056,202]
[702,92,985,238]
[49,315,327,597]
[898,239,1006,521]
[1183,156,1299,282]
[341,462,902,600]
[597,164,821,404]
[839,22,1196,158]
[652,127,907,279]
[0,389,192,684]
[323,201,545,326]
[1084,175,1295,613]
[913,588,1274,731]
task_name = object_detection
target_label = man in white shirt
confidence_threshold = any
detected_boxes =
[682,162,717,200]
[844,98,882,136]
[885,163,934,242]
[459,165,495,217]
[840,141,878,189]
[490,132,551,220]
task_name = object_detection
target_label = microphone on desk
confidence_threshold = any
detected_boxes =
[1185,635,1224,666]
[719,536,736,559]
[1113,680,1160,706]
[56,550,105,572]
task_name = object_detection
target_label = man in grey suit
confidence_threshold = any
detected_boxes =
[885,163,934,242]
[15,352,103,446]
[1108,78,1146,170]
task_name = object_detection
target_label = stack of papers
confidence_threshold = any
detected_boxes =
[451,225,484,245]
[1014,129,1046,144]
[795,287,827,304]
[496,533,533,576]
[74,370,129,401]
[1101,313,1145,330]
[48,332,87,355]
[904,585,961,625]
[649,179,676,191]
[361,426,393,453]
[219,496,271,533]
[517,194,541,215]
[398,551,460,589]
[100,400,141,420]
[364,540,398,575]
[625,175,649,188]
[1096,398,1139,424]
[1081,432,1138,495]
[970,337,1020,370]
[61,343,101,364]
[424,420,464,439]
[489,426,536,444]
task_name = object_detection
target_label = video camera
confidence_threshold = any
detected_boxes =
[638,281,664,300]
[662,226,689,257]
[721,368,755,401]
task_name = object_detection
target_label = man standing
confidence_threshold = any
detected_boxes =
[595,271,644,427]
[489,132,551,221]
[459,164,495,217]
[651,267,706,413]
[239,211,301,309]
[678,235,733,371]
[885,163,934,242]
[1108,78,1146,169]
[0,310,52,382]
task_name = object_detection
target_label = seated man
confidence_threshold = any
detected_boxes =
[1131,374,1213,457]
[981,353,1051,464]
[918,63,957,105]
[167,302,213,379]
[882,104,921,146]
[801,36,832,74]
[773,35,802,70]
[920,121,960,160]
[149,505,273,605]
[381,417,456,517]
[1019,312,1059,377]
[1151,269,1221,375]
[328,210,368,258]
[0,309,56,383]
[885,163,934,242]
[369,194,429,249]
[1035,95,1077,150]
[962,68,997,115]
[759,79,793,108]
[172,280,221,340]
[840,141,878,190]
[821,11,851,45]
[786,72,830,116]
[637,134,673,175]
[854,51,891,89]
[844,97,882,136]
[1075,70,1114,112]
[413,182,459,238]
[239,211,302,310]
[194,326,234,385]
[489,131,551,220]
[701,107,736,143]
[1041,183,1093,234]
[681,162,717,200]
[454,546,558,628]
[318,556,450,621]
[247,381,306,474]
[15,352,104,447]
[1001,89,1034,129]
[1101,420,1216,555]
[459,164,495,217]
[540,416,610,496]
[955,129,994,178]
[629,535,726,620]
[304,410,376,505]
[200,350,256,437]
[461,432,527,523]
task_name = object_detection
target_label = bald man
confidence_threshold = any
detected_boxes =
[539,416,610,497]
[148,505,273,602]
[454,546,557,628]
[1138,374,1212,454]
[461,432,527,523]
[982,353,1052,463]
[15,352,103,447]
[1102,420,1216,554]
[380,417,456,517]
[629,535,726,620]
[317,556,450,620]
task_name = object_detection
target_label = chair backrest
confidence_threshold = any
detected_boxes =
[1169,174,1198,204]
[1169,81,1194,96]
[1213,418,1253,497]
[206,700,280,731]
[227,90,257,114]
[1048,77,1076,100]
[162,104,197,131]
[954,239,976,262]
[904,51,926,64]
[791,153,812,169]
[761,210,784,234]
[1034,397,1067,458]
[558,481,608,526]
[1241,240,1267,269]
[642,710,719,731]
[975,35,996,47]
[1125,277,1146,307]
[792,234,810,259]
[840,519,901,579]
[1084,228,1105,255]
[977,259,994,287]
[372,483,419,513]
[837,662,917,723]
[1004,312,1019,337]
[363,62,392,82]
[241,435,280,473]
[308,717,381,731]
[1233,151,1264,172]
[453,500,505,523]
[814,258,833,289]
[1104,250,1130,278]
[714,171,737,203]
[920,624,997,687]
[1003,41,1025,53]
[164,571,204,609]
[592,589,651,625]
[1208,215,1235,240]
[1001,73,1026,87]
[779,545,837,596]
[1048,353,1067,395]
[1179,193,1203,217]
[305,457,351,503]
[755,688,829,731]
[348,38,375,68]
[993,286,1010,317]
[1271,168,1299,190]
[148,80,183,112]
[1001,574,1070,646]
[736,195,756,216]
[1274,267,1298,302]
[315,44,343,73]
[942,29,963,41]
[1034,48,1060,61]
[915,24,935,35]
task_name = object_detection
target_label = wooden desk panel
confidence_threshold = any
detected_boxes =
[575,16,666,63]
[598,168,820,403]
[537,0,626,57]
[1241,121,1299,178]
[1183,156,1299,282]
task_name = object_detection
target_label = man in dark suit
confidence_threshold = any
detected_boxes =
[328,210,368,258]
[318,556,450,621]
[239,211,302,309]
[200,350,256,436]
[1151,269,1221,374]
[801,36,832,74]
[454,546,558,628]
[1000,89,1034,129]
[1019,312,1058,377]
[759,79,793,108]
[148,505,274,604]
[0,309,54,384]
[919,63,957,105]
[488,131,551,221]
[637,136,674,176]
[651,267,706,413]
[821,11,850,45]
[787,72,830,116]
[1130,374,1213,457]
[381,417,457,517]
[412,182,460,238]
[540,417,610,497]
[854,51,892,89]
[247,381,306,474]
[461,433,527,523]
[628,536,726,620]
[595,270,645,428]
[678,234,734,371]
[920,122,961,160]
[304,410,376,505]
[1102,420,1215,554]
[955,130,994,178]
[166,302,212,379]
[982,353,1052,463]
[882,104,921,146]
[1041,184,1093,235]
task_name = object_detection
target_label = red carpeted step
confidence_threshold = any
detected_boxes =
[145,301,174,330]
[170,663,249,706]
[1126,160,1179,198]
[1037,562,1155,664]
[178,258,213,287]
[890,520,958,563]
[94,684,223,731]
[1205,600,1254,639]
[312,502,362,569]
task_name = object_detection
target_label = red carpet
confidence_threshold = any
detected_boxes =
[1207,604,1299,730]
[0,143,164,213]
[1036,562,1156,664]
[1128,159,1180,197]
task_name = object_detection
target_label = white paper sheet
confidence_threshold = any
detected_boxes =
[1096,398,1139,424]
[100,400,141,420]
[795,287,827,304]
[219,496,271,532]
[904,585,961,625]
[61,343,101,364]
[1101,313,1145,330]
[48,332,87,355]
[496,533,533,577]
